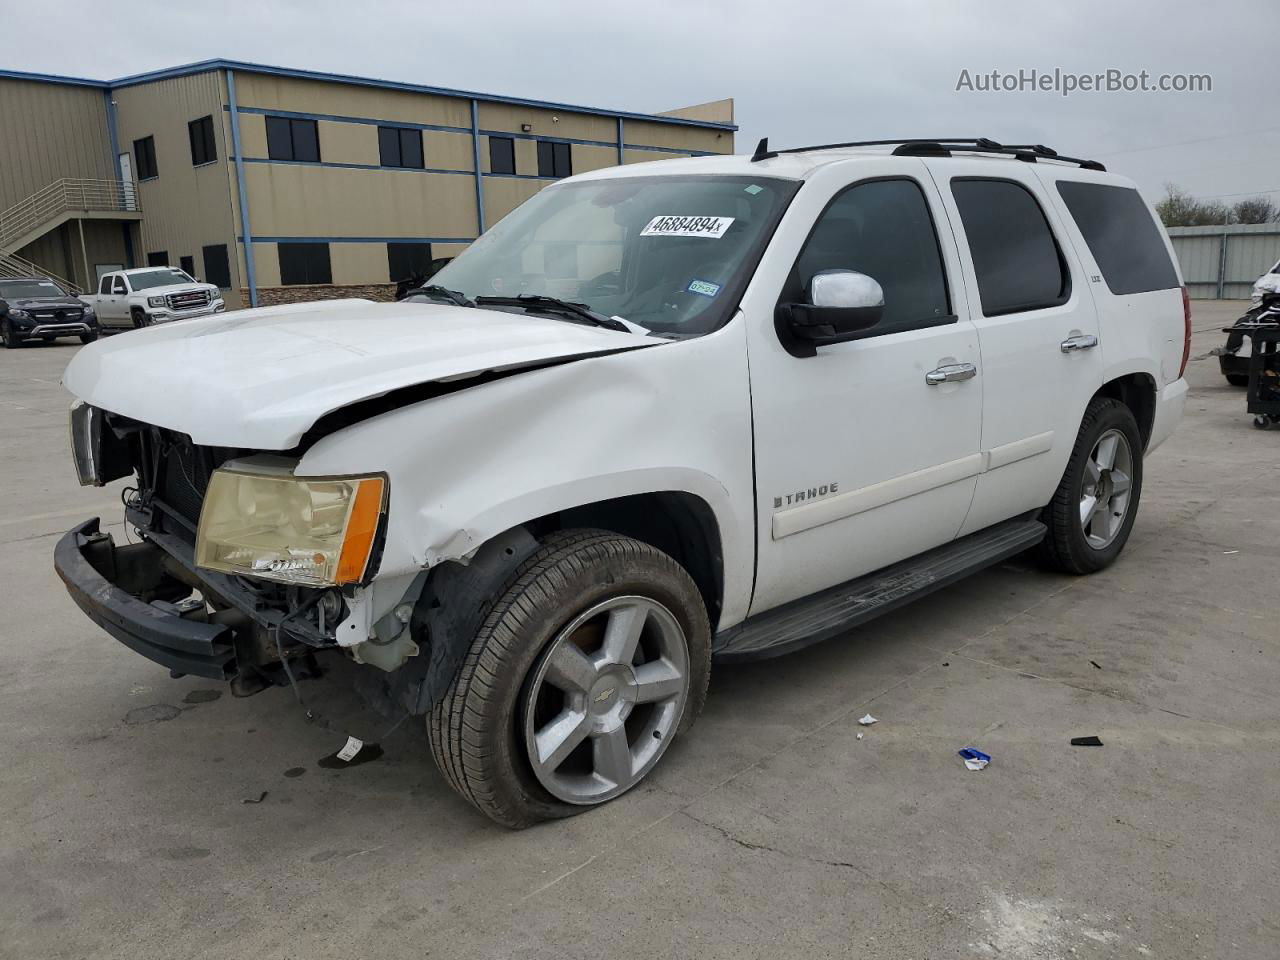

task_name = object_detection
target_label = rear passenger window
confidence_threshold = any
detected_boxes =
[952,179,1069,316]
[1056,182,1178,295]
[790,178,951,335]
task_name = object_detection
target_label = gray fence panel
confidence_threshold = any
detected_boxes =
[1172,235,1225,299]
[1168,226,1280,299]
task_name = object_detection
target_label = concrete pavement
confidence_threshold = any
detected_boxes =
[1,300,1276,959]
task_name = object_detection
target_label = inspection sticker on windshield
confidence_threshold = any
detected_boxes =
[687,279,721,298]
[641,215,735,239]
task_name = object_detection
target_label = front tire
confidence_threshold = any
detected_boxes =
[428,530,711,828]
[1036,397,1143,575]
[79,330,99,344]
[1225,373,1249,387]
[1,321,21,349]
[131,308,150,329]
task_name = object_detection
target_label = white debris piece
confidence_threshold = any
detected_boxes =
[858,714,878,726]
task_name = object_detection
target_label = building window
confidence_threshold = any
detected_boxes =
[146,251,168,267]
[278,243,332,285]
[951,178,1069,316]
[537,140,572,179]
[202,244,232,289]
[133,136,158,180]
[378,126,424,169]
[489,136,516,175]
[265,116,321,163]
[387,242,434,281]
[179,255,195,276]
[188,115,217,166]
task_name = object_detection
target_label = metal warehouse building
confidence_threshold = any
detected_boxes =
[0,60,736,309]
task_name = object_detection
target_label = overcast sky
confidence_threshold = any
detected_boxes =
[10,0,1275,204]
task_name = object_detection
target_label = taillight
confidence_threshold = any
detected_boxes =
[1179,285,1192,379]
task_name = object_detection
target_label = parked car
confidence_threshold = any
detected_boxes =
[1251,260,1280,307]
[0,276,99,347]
[54,138,1188,827]
[80,267,224,329]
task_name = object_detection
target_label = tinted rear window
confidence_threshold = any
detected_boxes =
[1056,182,1178,296]
[952,179,1069,316]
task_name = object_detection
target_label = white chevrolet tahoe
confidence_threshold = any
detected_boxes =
[55,138,1189,828]
[81,266,224,329]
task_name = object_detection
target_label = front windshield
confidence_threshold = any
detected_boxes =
[128,269,194,290]
[430,174,797,336]
[0,279,67,299]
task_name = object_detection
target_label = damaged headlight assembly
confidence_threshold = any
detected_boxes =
[195,466,387,588]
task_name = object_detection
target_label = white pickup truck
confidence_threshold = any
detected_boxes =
[80,266,224,329]
[56,138,1188,828]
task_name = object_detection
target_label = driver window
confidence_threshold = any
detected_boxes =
[99,276,113,295]
[791,179,952,334]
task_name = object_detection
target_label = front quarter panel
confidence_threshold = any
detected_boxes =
[297,322,757,629]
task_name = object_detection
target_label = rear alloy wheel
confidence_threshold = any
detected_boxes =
[1037,397,1143,575]
[428,530,710,828]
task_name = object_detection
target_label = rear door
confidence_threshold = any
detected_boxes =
[1037,172,1185,390]
[95,274,120,325]
[926,161,1105,535]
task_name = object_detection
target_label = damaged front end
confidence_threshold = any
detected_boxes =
[55,409,352,696]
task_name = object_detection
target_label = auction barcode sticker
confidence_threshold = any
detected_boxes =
[640,215,735,239]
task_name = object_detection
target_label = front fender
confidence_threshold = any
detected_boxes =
[298,323,757,627]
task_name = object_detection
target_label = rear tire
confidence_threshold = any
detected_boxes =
[1225,373,1249,387]
[428,529,711,829]
[1036,397,1143,575]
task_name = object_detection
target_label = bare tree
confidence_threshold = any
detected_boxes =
[1156,184,1232,227]
[1231,196,1277,224]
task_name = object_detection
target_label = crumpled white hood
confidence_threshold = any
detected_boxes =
[62,298,655,449]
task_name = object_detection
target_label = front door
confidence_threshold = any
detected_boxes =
[925,162,1105,536]
[745,161,984,615]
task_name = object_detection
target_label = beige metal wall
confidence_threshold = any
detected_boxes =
[112,71,242,303]
[0,78,114,212]
[105,69,737,303]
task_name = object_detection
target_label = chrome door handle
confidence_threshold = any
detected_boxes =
[925,362,977,385]
[1060,334,1099,353]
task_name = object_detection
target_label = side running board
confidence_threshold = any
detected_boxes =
[713,518,1046,663]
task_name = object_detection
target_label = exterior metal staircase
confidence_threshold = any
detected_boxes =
[0,179,141,295]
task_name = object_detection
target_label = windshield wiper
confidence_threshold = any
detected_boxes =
[474,294,630,333]
[413,285,475,307]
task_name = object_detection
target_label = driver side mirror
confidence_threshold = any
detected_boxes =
[776,270,885,358]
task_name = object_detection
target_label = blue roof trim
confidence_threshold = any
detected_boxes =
[0,68,108,89]
[238,235,476,245]
[2,59,736,131]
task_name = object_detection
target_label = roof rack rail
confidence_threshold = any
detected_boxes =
[749,137,1105,172]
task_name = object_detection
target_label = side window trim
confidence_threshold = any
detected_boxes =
[777,175,958,344]
[949,175,1073,317]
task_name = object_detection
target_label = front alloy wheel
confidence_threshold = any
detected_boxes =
[523,596,689,805]
[428,530,711,828]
